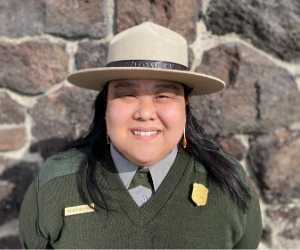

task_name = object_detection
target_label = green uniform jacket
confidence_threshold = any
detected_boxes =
[19,146,263,249]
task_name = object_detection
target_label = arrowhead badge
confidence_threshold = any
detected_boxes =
[192,183,208,206]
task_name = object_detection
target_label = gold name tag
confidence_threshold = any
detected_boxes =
[65,204,95,216]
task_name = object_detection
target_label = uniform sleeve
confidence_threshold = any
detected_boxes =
[233,185,263,249]
[19,176,51,249]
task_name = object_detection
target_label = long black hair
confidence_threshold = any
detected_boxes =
[64,82,250,215]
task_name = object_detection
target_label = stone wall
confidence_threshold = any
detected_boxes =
[0,0,299,248]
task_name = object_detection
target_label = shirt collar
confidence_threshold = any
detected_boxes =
[110,142,178,191]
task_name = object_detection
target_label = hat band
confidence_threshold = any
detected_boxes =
[106,60,187,71]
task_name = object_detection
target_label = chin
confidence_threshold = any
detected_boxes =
[127,148,165,166]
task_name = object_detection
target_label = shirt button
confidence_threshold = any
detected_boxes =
[141,196,147,204]
[139,173,144,178]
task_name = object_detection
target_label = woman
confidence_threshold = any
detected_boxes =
[19,22,262,249]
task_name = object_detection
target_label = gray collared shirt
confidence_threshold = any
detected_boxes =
[110,142,178,206]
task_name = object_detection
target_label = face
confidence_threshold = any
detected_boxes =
[106,79,188,166]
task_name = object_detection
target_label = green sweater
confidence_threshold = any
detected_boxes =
[19,146,262,249]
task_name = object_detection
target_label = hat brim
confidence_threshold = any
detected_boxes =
[67,67,225,96]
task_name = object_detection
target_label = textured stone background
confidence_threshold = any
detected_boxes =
[0,0,299,248]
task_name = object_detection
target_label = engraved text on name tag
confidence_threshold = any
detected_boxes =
[65,204,95,216]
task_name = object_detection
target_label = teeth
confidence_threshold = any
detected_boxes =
[133,130,159,136]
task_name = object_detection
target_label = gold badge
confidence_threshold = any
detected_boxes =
[65,204,95,216]
[192,183,208,206]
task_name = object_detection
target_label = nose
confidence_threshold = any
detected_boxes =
[133,96,158,121]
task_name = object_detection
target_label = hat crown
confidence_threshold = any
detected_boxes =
[108,22,188,67]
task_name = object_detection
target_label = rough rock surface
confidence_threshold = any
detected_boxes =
[205,0,300,62]
[76,41,109,69]
[0,0,108,39]
[0,127,26,151]
[218,137,247,160]
[266,206,300,247]
[116,0,201,43]
[0,235,22,249]
[0,157,40,226]
[268,207,300,224]
[190,42,300,137]
[188,48,194,70]
[248,130,300,204]
[0,0,44,38]
[43,0,109,38]
[0,41,69,95]
[30,86,98,159]
[0,93,25,124]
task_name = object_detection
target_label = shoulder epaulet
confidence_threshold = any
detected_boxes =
[38,148,87,190]
[195,160,207,174]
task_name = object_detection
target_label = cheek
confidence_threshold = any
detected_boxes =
[106,101,132,129]
[159,104,186,128]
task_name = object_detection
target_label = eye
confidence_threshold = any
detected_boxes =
[123,94,138,99]
[157,95,170,99]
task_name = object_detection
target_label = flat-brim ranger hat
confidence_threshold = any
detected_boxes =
[68,22,225,95]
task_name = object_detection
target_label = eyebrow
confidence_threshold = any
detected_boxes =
[114,82,139,89]
[113,82,180,91]
[153,84,180,91]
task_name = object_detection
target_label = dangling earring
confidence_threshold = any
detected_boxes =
[183,126,187,148]
[106,132,110,144]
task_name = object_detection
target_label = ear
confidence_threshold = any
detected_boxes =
[185,96,190,105]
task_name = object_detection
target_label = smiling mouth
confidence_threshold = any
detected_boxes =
[133,131,159,136]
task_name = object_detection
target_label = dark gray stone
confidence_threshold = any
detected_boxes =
[30,86,98,159]
[188,48,194,70]
[0,127,26,151]
[205,0,300,62]
[267,206,300,240]
[0,235,22,249]
[0,92,25,124]
[0,0,44,38]
[43,0,109,38]
[0,0,109,39]
[76,41,109,69]
[0,157,40,225]
[116,0,202,43]
[190,42,300,137]
[218,137,247,160]
[0,40,69,95]
[249,130,300,203]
